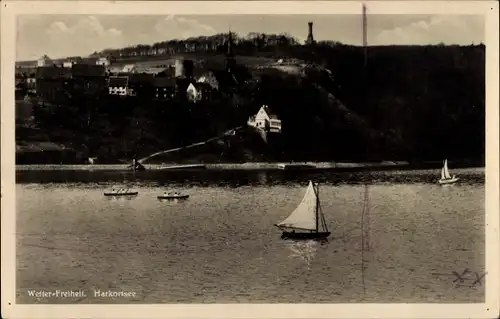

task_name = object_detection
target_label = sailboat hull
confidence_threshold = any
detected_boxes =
[438,177,459,185]
[281,231,331,240]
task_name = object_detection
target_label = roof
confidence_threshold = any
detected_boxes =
[81,57,98,64]
[71,64,106,77]
[262,105,279,119]
[211,69,238,87]
[122,64,136,72]
[156,67,175,77]
[108,76,129,87]
[107,66,123,74]
[193,82,213,90]
[135,67,170,75]
[153,77,176,88]
[128,73,154,84]
[36,66,72,79]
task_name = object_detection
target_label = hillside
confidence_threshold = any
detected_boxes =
[17,43,485,165]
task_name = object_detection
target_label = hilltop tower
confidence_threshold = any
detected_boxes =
[306,22,315,45]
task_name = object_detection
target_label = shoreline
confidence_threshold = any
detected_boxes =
[15,161,485,172]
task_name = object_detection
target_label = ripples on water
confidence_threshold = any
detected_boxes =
[16,168,485,303]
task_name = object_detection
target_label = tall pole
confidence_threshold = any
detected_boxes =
[362,3,368,69]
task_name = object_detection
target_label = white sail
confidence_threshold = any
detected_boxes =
[443,160,452,179]
[277,181,318,231]
[441,167,446,180]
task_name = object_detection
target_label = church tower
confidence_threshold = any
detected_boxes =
[225,29,236,72]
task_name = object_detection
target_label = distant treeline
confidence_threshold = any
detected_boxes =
[23,39,485,164]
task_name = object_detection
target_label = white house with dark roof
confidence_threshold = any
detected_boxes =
[247,105,282,133]
[186,82,213,103]
[37,55,52,67]
[96,57,110,66]
[107,76,129,96]
[197,71,219,90]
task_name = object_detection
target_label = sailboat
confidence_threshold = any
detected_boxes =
[274,181,330,240]
[438,159,459,185]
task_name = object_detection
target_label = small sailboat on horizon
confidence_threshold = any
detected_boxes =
[274,181,330,240]
[438,159,459,185]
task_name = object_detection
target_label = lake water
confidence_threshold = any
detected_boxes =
[16,168,485,303]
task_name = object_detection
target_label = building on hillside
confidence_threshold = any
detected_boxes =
[96,57,110,66]
[37,55,52,67]
[156,66,176,78]
[175,77,197,97]
[197,71,219,90]
[186,82,213,103]
[153,77,176,100]
[247,105,282,134]
[108,76,129,96]
[210,69,239,92]
[136,67,170,76]
[35,66,72,101]
[63,57,84,68]
[122,64,136,73]
[26,77,37,94]
[174,59,194,78]
[127,73,154,97]
[71,64,106,95]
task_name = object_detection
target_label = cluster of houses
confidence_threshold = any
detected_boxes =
[16,54,244,104]
[15,28,284,138]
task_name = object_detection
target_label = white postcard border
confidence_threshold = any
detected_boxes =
[1,1,499,319]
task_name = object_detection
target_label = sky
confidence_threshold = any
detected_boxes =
[16,14,485,61]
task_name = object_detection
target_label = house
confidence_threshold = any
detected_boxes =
[26,77,37,94]
[96,57,110,66]
[63,57,83,68]
[247,105,282,133]
[108,76,129,96]
[122,64,136,73]
[127,73,154,97]
[153,77,176,100]
[186,82,213,103]
[37,55,52,67]
[175,77,197,97]
[35,66,72,101]
[197,71,219,90]
[71,64,106,95]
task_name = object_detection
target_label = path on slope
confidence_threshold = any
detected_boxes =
[136,126,243,164]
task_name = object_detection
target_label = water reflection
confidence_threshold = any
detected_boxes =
[284,239,327,270]
[257,171,268,185]
[104,195,138,201]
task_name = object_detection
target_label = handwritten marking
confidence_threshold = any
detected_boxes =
[471,272,487,286]
[432,268,487,288]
